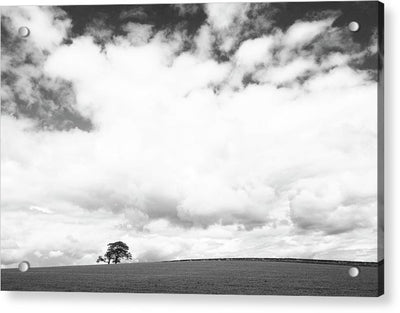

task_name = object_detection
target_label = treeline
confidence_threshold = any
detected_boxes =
[165,257,383,267]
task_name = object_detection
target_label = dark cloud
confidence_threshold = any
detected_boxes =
[62,4,207,38]
[173,4,202,17]
[84,15,116,45]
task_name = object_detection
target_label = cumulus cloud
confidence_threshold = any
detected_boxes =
[235,36,275,69]
[205,3,248,31]
[49,250,64,258]
[121,22,153,46]
[255,57,317,85]
[30,206,53,214]
[283,19,334,48]
[1,4,380,267]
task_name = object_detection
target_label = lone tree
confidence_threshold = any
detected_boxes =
[97,241,132,264]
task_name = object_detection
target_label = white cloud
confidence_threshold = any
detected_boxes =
[205,3,248,31]
[321,52,351,68]
[194,24,213,59]
[283,19,333,48]
[235,36,275,70]
[49,250,64,258]
[205,3,250,53]
[34,251,43,258]
[30,206,53,214]
[255,57,317,85]
[121,22,153,46]
[305,66,370,91]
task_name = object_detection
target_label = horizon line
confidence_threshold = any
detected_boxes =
[1,257,384,270]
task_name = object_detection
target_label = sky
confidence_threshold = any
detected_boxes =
[1,2,382,268]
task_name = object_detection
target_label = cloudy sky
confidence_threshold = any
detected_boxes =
[1,2,382,268]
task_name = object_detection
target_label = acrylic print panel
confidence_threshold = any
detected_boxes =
[0,2,383,296]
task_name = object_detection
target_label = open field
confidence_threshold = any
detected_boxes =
[1,259,383,296]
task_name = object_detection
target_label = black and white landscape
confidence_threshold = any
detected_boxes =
[1,2,383,296]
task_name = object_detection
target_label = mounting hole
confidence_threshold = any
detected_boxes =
[348,266,359,277]
[348,21,360,32]
[18,26,30,38]
[18,261,30,272]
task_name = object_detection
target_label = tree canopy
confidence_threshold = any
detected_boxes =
[97,241,132,264]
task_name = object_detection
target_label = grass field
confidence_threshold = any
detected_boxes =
[1,260,383,296]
